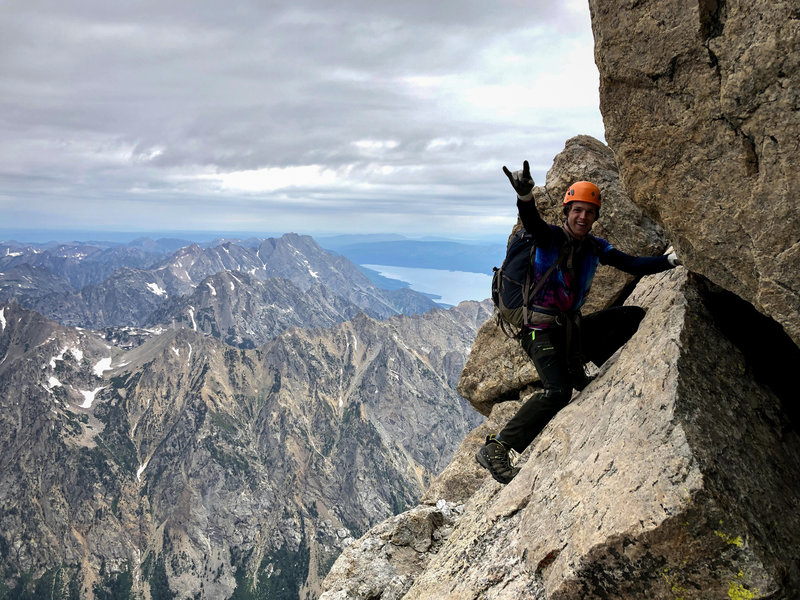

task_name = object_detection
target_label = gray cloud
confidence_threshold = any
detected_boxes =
[0,0,604,239]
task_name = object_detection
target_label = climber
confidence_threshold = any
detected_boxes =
[475,160,681,484]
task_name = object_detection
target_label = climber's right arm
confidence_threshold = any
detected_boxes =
[503,160,554,245]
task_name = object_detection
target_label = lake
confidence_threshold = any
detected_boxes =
[362,264,493,306]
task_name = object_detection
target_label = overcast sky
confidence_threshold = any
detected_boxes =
[1,0,605,241]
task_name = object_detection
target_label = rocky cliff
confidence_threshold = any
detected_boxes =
[322,266,800,599]
[589,0,800,348]
[320,12,800,590]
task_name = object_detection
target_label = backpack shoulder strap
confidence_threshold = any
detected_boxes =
[521,238,571,326]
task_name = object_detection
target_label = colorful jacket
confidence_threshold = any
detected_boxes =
[518,199,672,317]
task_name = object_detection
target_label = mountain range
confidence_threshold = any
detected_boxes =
[1,233,445,334]
[0,233,491,599]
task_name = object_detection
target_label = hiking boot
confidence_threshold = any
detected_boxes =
[475,435,519,484]
[569,363,595,391]
[571,371,594,391]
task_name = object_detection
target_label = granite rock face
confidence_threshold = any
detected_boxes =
[541,135,668,261]
[589,0,800,347]
[321,268,800,599]
[458,136,668,415]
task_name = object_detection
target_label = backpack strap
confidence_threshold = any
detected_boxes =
[497,314,522,339]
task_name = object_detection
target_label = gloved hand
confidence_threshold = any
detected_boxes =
[665,247,681,267]
[502,160,535,202]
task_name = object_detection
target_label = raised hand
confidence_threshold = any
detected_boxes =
[502,160,534,201]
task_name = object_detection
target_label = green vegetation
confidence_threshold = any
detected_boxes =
[61,411,84,437]
[204,437,252,478]
[715,529,744,548]
[660,567,687,600]
[93,395,139,474]
[269,372,282,395]
[0,565,81,600]
[230,543,310,600]
[306,502,318,519]
[109,372,134,389]
[209,410,239,436]
[224,348,239,368]
[93,568,133,600]
[657,518,763,600]
[316,549,340,584]
[143,554,175,600]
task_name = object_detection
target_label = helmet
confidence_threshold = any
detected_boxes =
[563,181,601,209]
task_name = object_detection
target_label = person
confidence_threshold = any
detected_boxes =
[475,160,680,484]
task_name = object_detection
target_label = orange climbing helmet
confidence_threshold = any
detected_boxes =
[563,181,602,209]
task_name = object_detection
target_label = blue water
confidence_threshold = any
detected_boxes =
[362,264,492,306]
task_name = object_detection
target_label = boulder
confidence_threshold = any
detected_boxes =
[320,267,800,598]
[589,0,800,347]
[318,501,463,600]
[456,322,538,417]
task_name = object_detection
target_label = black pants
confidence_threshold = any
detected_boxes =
[497,306,645,453]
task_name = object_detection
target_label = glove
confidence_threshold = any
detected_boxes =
[502,160,535,202]
[666,251,681,267]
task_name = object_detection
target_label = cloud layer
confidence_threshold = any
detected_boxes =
[0,0,605,238]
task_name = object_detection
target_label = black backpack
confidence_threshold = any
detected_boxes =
[491,229,564,337]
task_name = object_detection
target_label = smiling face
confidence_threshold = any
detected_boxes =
[565,201,598,239]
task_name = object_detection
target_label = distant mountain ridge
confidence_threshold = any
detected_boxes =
[145,271,364,348]
[1,242,164,288]
[0,233,443,334]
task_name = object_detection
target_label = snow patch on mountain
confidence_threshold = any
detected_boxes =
[147,282,167,297]
[79,387,104,409]
[93,357,112,377]
[137,459,149,482]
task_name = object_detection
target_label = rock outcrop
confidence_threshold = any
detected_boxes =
[589,0,800,347]
[320,108,800,598]
[319,501,463,600]
[320,4,800,598]
[458,135,668,415]
[321,267,800,599]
